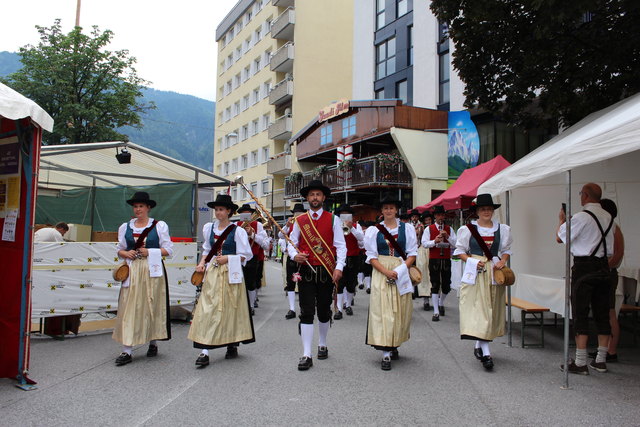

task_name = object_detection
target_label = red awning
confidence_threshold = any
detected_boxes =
[416,155,511,212]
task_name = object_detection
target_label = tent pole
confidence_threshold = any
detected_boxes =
[506,191,512,347]
[89,177,96,231]
[193,172,199,240]
[562,170,572,389]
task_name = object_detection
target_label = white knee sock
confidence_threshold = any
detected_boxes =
[357,272,364,285]
[382,351,391,359]
[432,294,440,315]
[336,293,344,312]
[122,345,133,355]
[287,291,296,311]
[480,341,491,356]
[345,292,354,308]
[365,276,371,289]
[200,349,209,356]
[249,290,257,307]
[318,321,330,347]
[475,340,482,349]
[301,323,314,357]
[440,293,447,305]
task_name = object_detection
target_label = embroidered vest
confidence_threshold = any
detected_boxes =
[125,222,160,250]
[469,224,501,257]
[376,222,406,257]
[237,220,265,261]
[428,223,452,259]
[296,211,335,266]
[345,229,360,257]
[209,224,237,255]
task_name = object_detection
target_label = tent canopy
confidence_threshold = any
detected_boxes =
[479,93,640,196]
[416,155,511,212]
[39,141,229,190]
[0,82,53,131]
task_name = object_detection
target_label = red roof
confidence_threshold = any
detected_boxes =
[416,155,511,212]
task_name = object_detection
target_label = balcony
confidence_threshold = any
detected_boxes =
[284,156,412,199]
[271,7,295,41]
[273,0,294,7]
[266,188,287,212]
[268,115,293,140]
[267,152,292,175]
[270,42,294,73]
[269,78,293,106]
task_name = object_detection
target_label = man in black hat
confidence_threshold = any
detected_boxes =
[236,203,270,314]
[280,203,306,319]
[333,204,365,319]
[422,205,457,321]
[287,180,346,371]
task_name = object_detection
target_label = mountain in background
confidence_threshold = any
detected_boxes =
[0,51,215,171]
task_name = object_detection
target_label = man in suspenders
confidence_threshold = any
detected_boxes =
[557,183,614,374]
[333,205,365,319]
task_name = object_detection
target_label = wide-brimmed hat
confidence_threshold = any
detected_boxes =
[377,192,402,209]
[126,191,156,208]
[335,204,354,215]
[291,203,306,213]
[410,209,421,216]
[207,194,238,212]
[432,205,446,214]
[300,179,331,198]
[237,203,255,213]
[474,193,501,209]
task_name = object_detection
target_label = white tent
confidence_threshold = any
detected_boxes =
[478,92,640,388]
[0,82,53,132]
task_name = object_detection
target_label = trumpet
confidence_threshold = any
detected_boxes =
[342,221,351,235]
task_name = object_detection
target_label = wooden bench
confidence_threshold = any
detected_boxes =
[620,304,640,345]
[507,297,551,348]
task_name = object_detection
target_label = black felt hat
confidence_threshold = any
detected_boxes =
[291,203,306,213]
[126,191,156,208]
[410,209,421,216]
[377,192,402,208]
[207,194,238,212]
[237,203,256,213]
[474,193,501,209]
[335,204,354,215]
[300,179,331,198]
[432,205,446,214]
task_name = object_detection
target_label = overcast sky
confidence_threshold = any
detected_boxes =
[0,0,241,101]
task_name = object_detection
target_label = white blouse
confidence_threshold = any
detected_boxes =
[364,219,418,264]
[202,221,252,264]
[117,218,174,256]
[454,220,513,257]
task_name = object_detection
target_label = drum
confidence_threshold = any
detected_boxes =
[190,271,204,286]
[112,263,129,282]
[409,266,422,285]
[494,266,516,286]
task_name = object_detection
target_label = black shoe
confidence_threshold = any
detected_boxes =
[359,284,364,290]
[250,308,255,316]
[334,311,343,320]
[345,307,353,316]
[366,288,371,294]
[298,356,313,371]
[432,313,440,322]
[146,344,158,357]
[381,357,392,371]
[225,346,238,359]
[254,301,259,308]
[195,353,209,366]
[481,355,494,370]
[285,310,296,319]
[317,346,328,360]
[423,301,430,311]
[115,353,132,366]
[588,351,618,363]
[343,302,347,309]
[440,306,445,316]
[561,359,588,375]
[474,348,484,360]
[390,349,399,360]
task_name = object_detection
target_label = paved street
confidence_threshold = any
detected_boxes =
[1,260,640,426]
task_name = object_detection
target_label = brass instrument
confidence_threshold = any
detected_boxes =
[342,221,351,235]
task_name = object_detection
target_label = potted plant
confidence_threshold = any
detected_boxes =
[338,158,356,171]
[288,171,303,182]
[312,164,329,178]
[375,152,402,166]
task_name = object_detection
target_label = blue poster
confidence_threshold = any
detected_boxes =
[447,111,480,179]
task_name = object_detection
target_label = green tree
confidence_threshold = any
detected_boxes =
[2,20,153,144]
[430,0,640,128]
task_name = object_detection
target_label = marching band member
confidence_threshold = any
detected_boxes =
[188,194,254,367]
[364,193,418,371]
[280,203,306,319]
[236,203,269,314]
[334,205,365,319]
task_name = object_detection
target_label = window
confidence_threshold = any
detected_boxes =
[217,164,222,175]
[264,50,272,66]
[231,158,238,174]
[224,161,230,176]
[241,154,248,170]
[376,0,385,30]
[250,150,258,166]
[233,73,241,90]
[252,88,260,105]
[242,94,250,111]
[233,101,240,117]
[242,65,250,82]
[376,37,396,80]
[261,179,269,195]
[261,146,270,163]
[251,119,259,136]
[255,27,262,42]
[217,138,222,152]
[250,182,258,197]
[396,79,408,105]
[342,116,357,138]
[234,47,241,62]
[243,38,251,54]
[241,125,249,141]
[408,25,413,66]
[375,88,385,99]
[262,114,271,131]
[224,80,232,96]
[254,57,262,73]
[397,0,408,17]
[320,124,333,145]
[265,18,272,34]
[262,81,271,99]
[232,187,238,200]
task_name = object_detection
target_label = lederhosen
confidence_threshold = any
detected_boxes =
[237,220,262,291]
[428,223,452,295]
[296,211,336,325]
[571,211,613,336]
[338,228,360,294]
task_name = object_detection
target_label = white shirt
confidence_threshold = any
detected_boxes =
[364,219,418,264]
[287,207,347,271]
[202,221,252,264]
[558,203,614,257]
[421,221,457,249]
[237,220,270,251]
[34,227,64,243]
[454,220,513,257]
[117,218,174,256]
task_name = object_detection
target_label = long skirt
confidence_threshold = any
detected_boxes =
[112,258,170,346]
[366,255,413,350]
[459,255,505,341]
[188,262,255,349]
[416,247,431,297]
